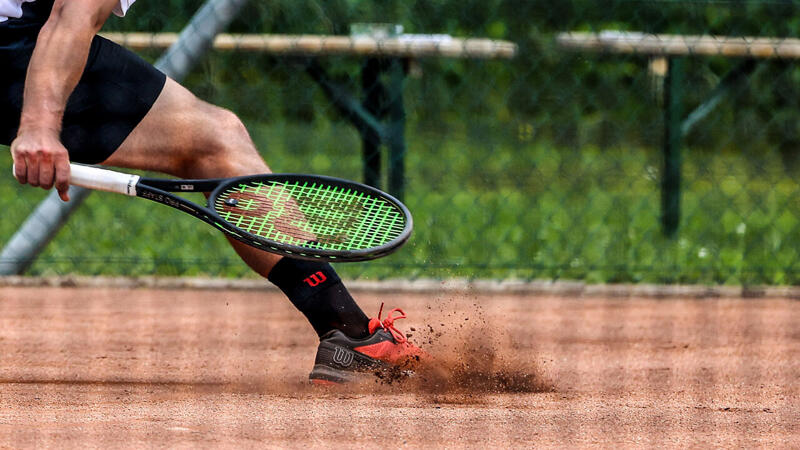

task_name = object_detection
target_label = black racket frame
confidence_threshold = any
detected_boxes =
[132,173,413,262]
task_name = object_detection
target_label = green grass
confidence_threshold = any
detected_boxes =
[3,119,800,284]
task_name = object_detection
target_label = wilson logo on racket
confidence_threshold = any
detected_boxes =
[303,271,327,287]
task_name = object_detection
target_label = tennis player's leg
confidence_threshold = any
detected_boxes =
[104,76,426,384]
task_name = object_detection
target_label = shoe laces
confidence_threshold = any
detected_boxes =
[374,302,408,343]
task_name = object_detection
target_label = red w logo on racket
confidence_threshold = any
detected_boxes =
[304,271,327,287]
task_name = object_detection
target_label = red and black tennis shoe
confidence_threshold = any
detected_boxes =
[309,304,426,384]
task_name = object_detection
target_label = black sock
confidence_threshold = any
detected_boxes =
[267,257,370,339]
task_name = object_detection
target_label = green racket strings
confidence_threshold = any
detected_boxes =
[213,181,406,251]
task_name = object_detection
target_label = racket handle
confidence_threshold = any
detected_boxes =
[11,163,139,196]
[68,163,140,196]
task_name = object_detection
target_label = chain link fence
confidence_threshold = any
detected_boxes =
[3,0,800,284]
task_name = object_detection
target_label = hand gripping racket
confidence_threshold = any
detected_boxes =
[59,163,413,262]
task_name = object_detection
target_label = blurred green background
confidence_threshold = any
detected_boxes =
[3,0,800,284]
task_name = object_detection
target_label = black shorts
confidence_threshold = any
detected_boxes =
[0,6,166,164]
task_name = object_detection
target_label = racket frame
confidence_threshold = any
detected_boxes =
[69,164,412,262]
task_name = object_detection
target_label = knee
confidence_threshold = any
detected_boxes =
[212,109,263,171]
[182,106,264,178]
[215,108,251,150]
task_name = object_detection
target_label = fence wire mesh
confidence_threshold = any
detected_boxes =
[3,0,800,283]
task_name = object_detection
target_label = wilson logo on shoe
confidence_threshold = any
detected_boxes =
[332,347,354,367]
[303,271,327,287]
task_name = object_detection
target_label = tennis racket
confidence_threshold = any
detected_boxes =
[58,163,412,262]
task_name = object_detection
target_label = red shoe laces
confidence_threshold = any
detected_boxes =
[376,303,408,343]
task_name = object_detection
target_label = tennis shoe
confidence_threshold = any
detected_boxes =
[309,304,426,384]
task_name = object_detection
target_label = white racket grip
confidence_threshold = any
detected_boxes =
[68,163,140,196]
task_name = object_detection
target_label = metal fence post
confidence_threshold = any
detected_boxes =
[387,58,408,201]
[661,57,684,237]
[361,58,384,189]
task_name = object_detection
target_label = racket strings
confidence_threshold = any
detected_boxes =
[213,180,406,251]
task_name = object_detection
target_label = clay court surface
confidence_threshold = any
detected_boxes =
[0,285,797,448]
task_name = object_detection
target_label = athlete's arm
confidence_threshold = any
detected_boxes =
[11,0,119,201]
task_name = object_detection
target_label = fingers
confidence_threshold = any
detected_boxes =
[37,152,55,190]
[10,130,72,201]
[25,152,41,187]
[54,157,71,202]
[13,158,28,185]
[16,156,71,202]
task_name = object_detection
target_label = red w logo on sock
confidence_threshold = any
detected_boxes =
[304,271,327,287]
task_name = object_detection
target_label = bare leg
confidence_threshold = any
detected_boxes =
[102,77,281,276]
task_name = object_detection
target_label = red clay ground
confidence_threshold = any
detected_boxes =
[0,285,798,448]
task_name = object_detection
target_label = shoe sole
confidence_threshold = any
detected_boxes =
[309,364,365,384]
